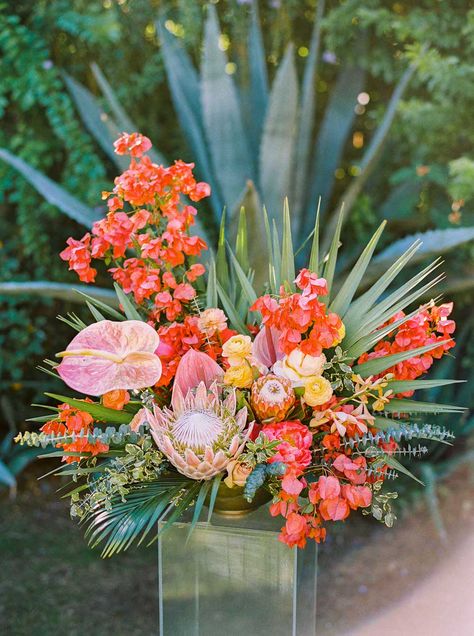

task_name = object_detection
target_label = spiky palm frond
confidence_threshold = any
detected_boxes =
[82,474,223,557]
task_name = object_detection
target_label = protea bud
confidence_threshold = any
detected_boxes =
[250,374,295,423]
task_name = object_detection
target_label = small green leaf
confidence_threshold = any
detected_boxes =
[113,283,142,321]
[216,282,249,334]
[44,394,132,425]
[381,454,424,485]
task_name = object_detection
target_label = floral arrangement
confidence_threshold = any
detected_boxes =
[16,132,463,556]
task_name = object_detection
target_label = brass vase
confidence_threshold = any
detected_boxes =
[210,482,271,517]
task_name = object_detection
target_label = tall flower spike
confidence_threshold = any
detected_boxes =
[150,382,252,480]
[56,320,162,395]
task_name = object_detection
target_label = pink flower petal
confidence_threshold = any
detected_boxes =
[252,326,283,367]
[171,349,223,408]
[57,320,162,395]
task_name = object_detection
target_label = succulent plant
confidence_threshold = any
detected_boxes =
[149,381,251,480]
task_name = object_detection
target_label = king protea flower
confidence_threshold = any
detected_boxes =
[149,382,252,480]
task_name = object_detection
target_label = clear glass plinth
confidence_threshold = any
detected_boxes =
[158,506,318,636]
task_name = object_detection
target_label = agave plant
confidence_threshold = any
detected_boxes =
[1,3,474,301]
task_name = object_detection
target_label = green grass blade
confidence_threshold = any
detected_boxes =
[321,205,344,299]
[386,379,465,394]
[75,290,124,319]
[113,283,142,321]
[216,209,231,294]
[227,244,258,307]
[280,198,296,288]
[383,399,465,415]
[216,282,249,333]
[235,207,249,273]
[352,340,452,377]
[187,481,212,539]
[330,221,386,316]
[382,454,424,485]
[272,219,282,288]
[306,197,321,273]
[86,301,106,322]
[45,394,132,424]
[206,474,223,522]
[206,258,218,308]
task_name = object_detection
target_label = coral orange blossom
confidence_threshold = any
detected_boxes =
[16,132,461,555]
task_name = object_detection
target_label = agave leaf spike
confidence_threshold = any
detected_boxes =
[293,0,325,228]
[329,220,386,316]
[0,149,99,228]
[63,73,129,171]
[321,204,344,301]
[259,44,299,225]
[303,62,365,244]
[321,58,419,253]
[247,2,269,160]
[201,5,252,211]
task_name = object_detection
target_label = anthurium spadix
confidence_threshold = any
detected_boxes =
[56,320,162,395]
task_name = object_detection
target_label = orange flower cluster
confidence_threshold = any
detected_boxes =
[251,269,344,357]
[155,315,236,387]
[267,408,375,548]
[41,403,108,464]
[60,133,210,324]
[358,302,455,391]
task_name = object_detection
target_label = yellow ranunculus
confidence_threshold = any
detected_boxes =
[223,363,254,388]
[303,375,333,407]
[273,348,326,386]
[222,334,252,366]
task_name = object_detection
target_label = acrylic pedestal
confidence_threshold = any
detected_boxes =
[158,506,318,636]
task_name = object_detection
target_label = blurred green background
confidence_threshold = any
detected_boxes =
[0,1,473,633]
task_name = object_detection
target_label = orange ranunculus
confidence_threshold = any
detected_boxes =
[102,389,131,410]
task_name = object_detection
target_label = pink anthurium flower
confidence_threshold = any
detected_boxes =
[252,326,283,368]
[56,320,162,396]
[171,349,223,408]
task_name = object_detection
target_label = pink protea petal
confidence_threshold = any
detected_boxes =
[228,435,240,455]
[184,448,201,468]
[57,320,162,395]
[223,390,236,414]
[204,446,214,463]
[213,450,227,469]
[129,407,150,432]
[252,326,283,367]
[172,349,223,409]
[235,407,249,431]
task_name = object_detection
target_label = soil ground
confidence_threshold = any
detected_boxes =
[1,464,473,636]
